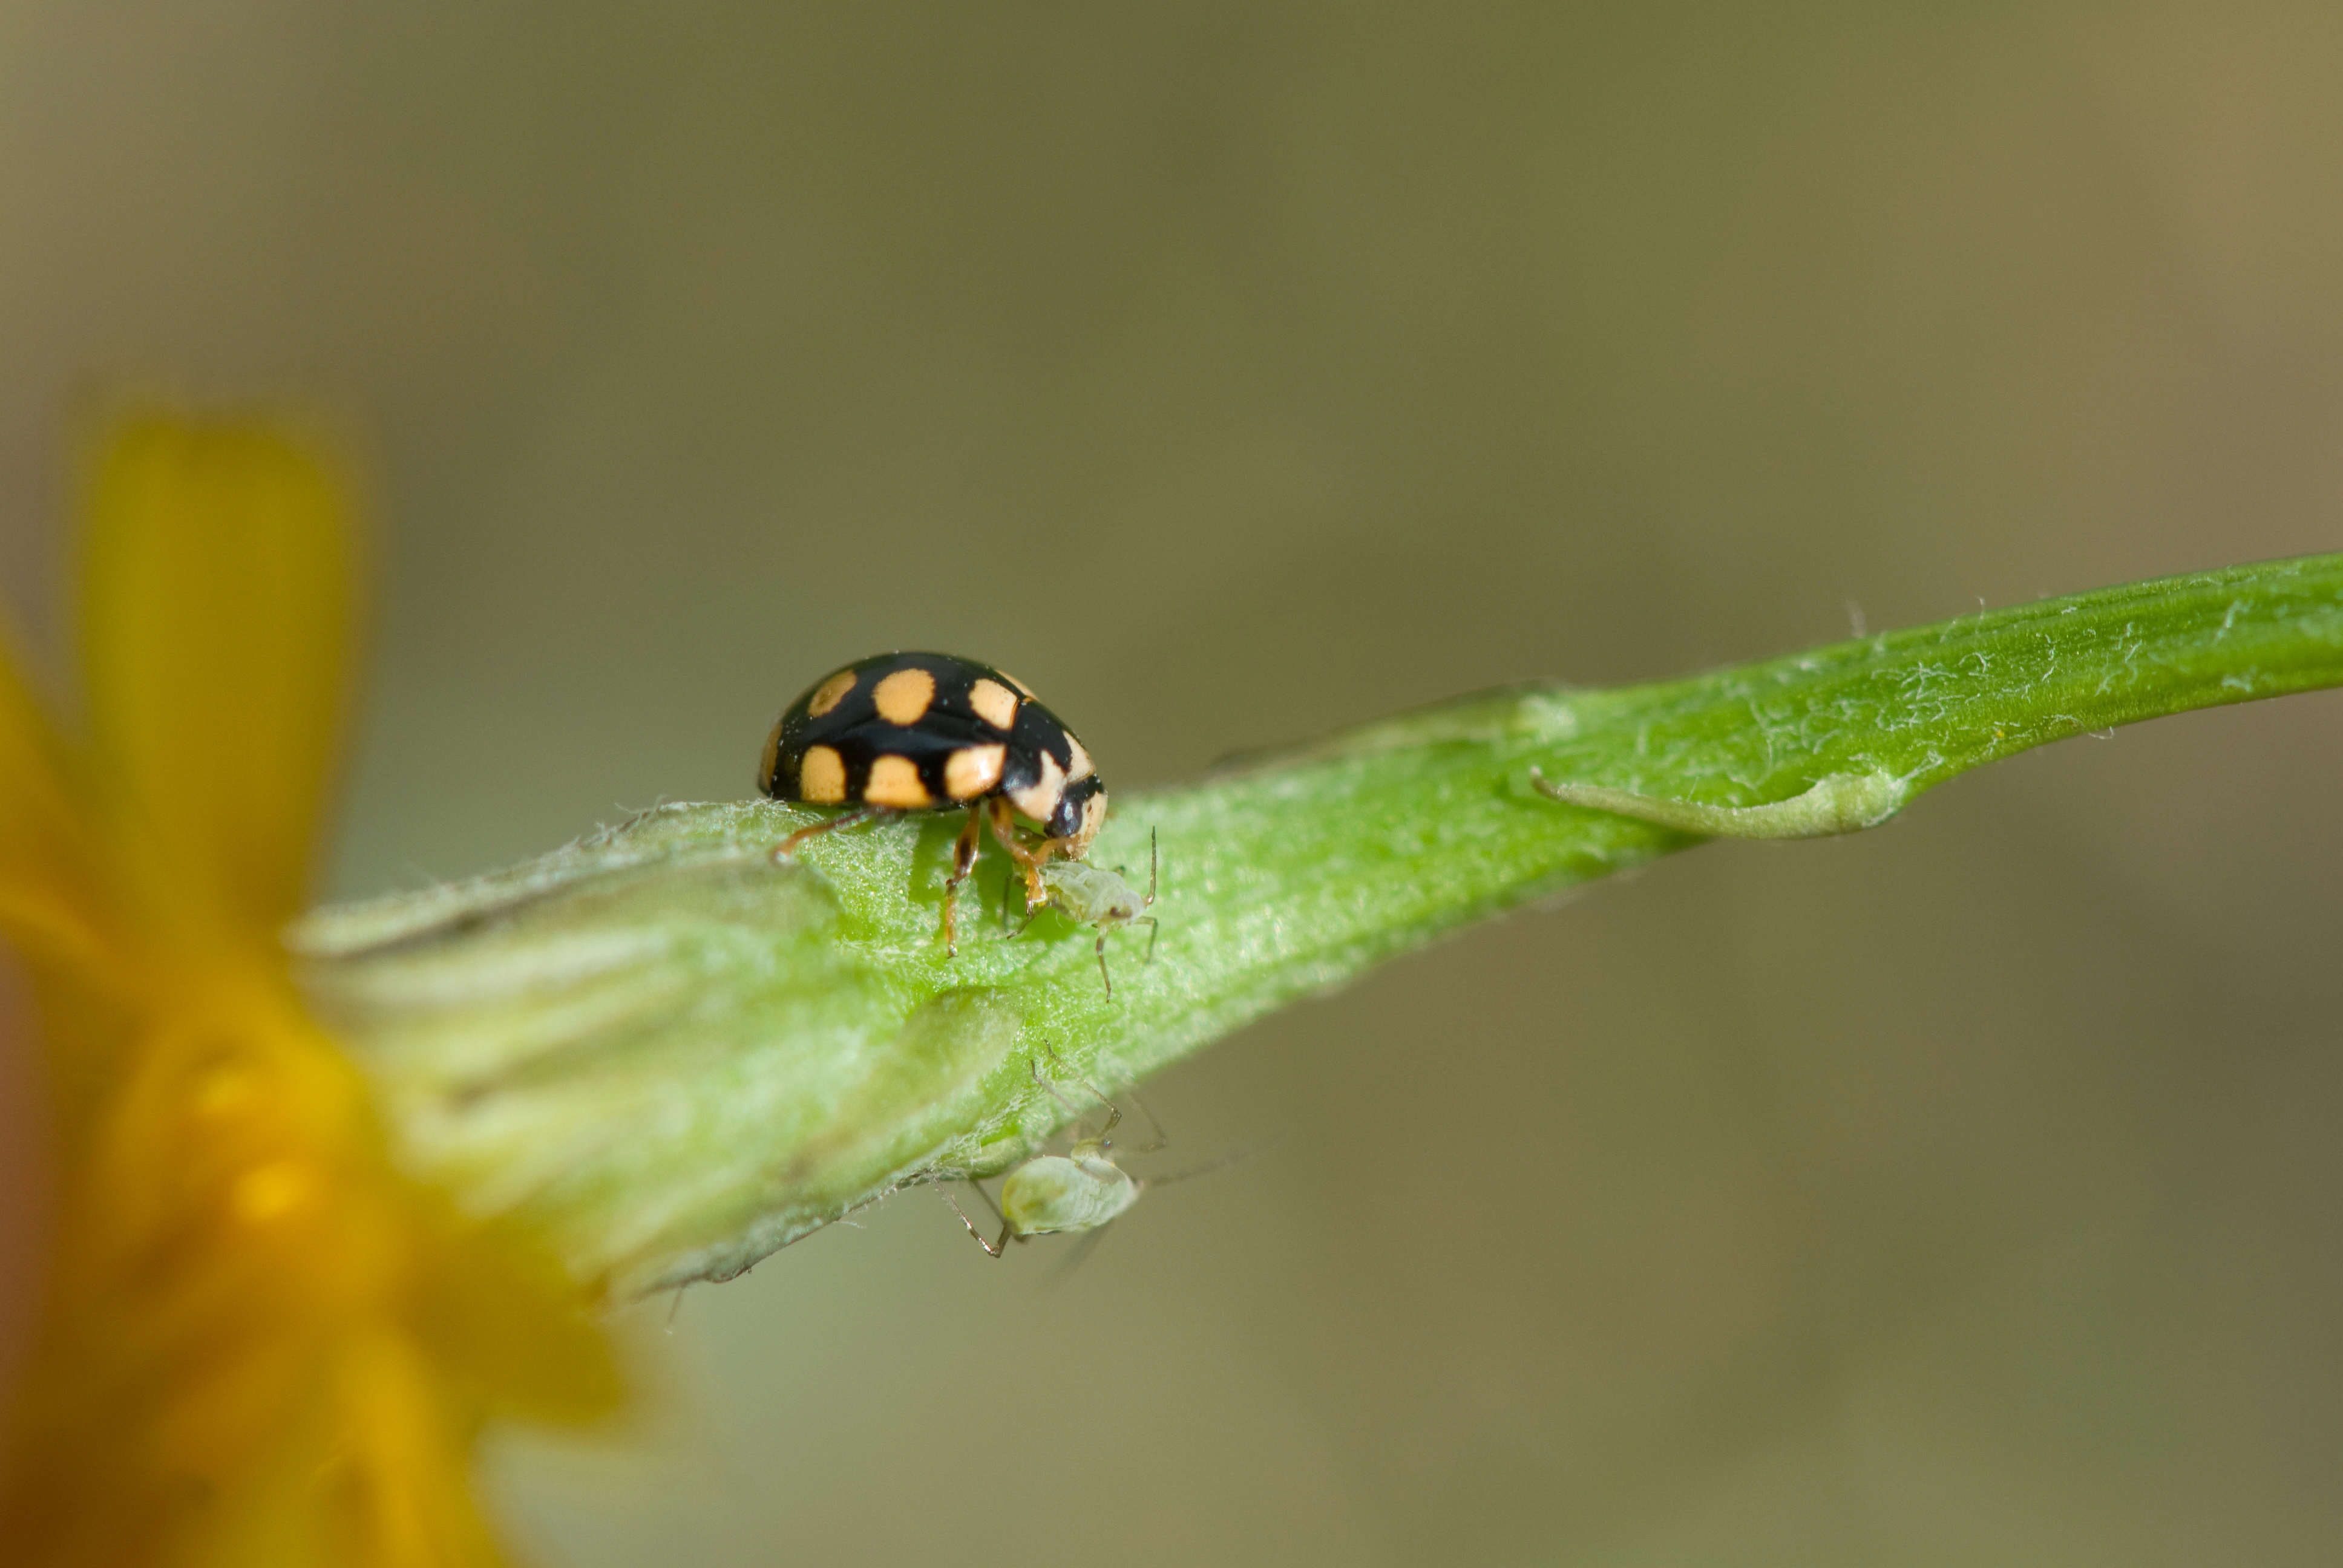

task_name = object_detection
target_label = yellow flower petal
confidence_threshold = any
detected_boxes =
[0,630,111,968]
[80,417,364,942]
[404,1216,624,1428]
[7,975,620,1567]
[4,411,618,1568]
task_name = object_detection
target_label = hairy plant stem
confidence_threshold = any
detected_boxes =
[290,554,2343,1296]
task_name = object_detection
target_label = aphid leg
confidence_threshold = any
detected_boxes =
[1032,1049,1145,1154]
[1092,912,1158,1001]
[1145,827,1158,905]
[775,804,890,859]
[960,1173,1007,1226]
[1064,1064,1133,1125]
[1040,1045,1110,1120]
[938,1182,1011,1258]
[1030,1057,1098,1137]
[1049,1055,1155,1152]
[938,800,986,956]
[1118,1089,1170,1154]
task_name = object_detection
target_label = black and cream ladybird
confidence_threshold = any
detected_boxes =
[759,652,1108,952]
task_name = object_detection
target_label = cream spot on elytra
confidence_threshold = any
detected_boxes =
[945,744,1008,800]
[807,668,858,717]
[866,754,932,808]
[873,667,937,725]
[798,745,848,803]
[968,677,1018,731]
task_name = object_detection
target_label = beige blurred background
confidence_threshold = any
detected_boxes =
[5,4,2342,1563]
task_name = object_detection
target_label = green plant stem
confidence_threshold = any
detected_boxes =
[290,554,2343,1296]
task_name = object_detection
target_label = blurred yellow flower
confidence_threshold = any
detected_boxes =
[0,417,620,1567]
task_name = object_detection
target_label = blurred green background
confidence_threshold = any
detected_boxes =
[5,4,2343,1563]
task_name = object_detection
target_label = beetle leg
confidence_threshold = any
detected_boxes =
[775,804,890,858]
[939,800,986,955]
[1035,835,1079,875]
[988,796,1054,910]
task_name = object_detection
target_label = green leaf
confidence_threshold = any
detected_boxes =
[289,554,2343,1296]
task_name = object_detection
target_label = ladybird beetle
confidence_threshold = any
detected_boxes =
[759,652,1108,952]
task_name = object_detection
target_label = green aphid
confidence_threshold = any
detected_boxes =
[943,1095,1161,1258]
[1018,828,1158,998]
